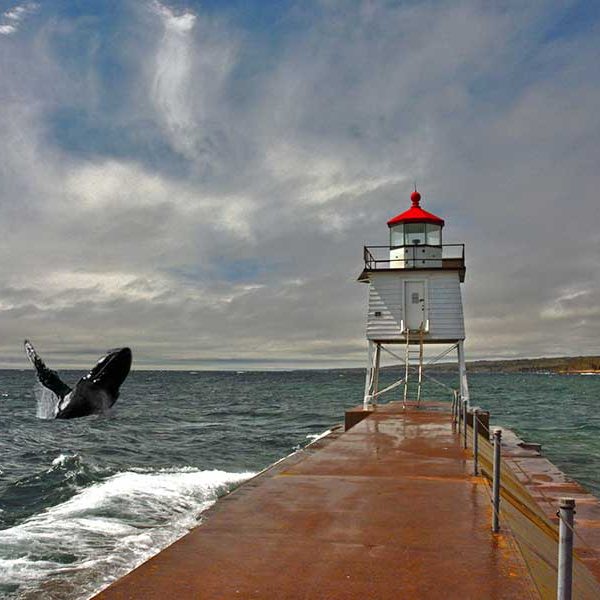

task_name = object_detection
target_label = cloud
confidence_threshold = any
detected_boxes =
[0,2,38,35]
[0,1,599,369]
[149,1,238,168]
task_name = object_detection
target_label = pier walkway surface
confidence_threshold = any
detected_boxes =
[94,403,599,599]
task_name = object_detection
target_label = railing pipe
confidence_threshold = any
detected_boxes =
[557,497,575,600]
[492,428,502,533]
[473,408,479,475]
[362,244,465,271]
[455,391,459,424]
[452,390,458,424]
[462,399,468,449]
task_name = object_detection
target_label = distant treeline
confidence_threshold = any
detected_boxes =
[365,355,600,374]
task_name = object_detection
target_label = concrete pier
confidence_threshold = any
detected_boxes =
[94,403,600,599]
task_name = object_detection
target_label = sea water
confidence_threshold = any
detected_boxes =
[0,369,598,599]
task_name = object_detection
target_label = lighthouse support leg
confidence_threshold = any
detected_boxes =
[457,340,470,406]
[363,340,376,409]
[372,343,381,406]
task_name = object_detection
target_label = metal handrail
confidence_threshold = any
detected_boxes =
[365,243,465,252]
[364,246,377,269]
[363,244,465,270]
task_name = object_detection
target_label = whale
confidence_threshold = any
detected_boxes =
[24,340,132,419]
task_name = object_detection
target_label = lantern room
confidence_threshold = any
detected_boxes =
[388,190,445,269]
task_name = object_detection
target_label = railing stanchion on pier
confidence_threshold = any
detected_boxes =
[462,400,468,449]
[452,390,458,424]
[492,429,502,533]
[557,497,576,600]
[472,408,479,476]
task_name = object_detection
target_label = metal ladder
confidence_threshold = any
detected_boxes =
[403,326,424,408]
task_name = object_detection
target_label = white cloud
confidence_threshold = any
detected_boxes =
[151,2,197,149]
[150,1,237,165]
[64,161,172,209]
[265,143,406,206]
[0,2,38,34]
[540,288,600,321]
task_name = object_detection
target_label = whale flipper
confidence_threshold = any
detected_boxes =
[24,340,72,399]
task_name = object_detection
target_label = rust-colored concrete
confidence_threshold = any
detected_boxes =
[94,403,540,599]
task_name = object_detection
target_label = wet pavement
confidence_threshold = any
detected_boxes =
[93,403,545,599]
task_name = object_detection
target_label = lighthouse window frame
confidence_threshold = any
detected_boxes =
[404,223,427,245]
[390,222,443,247]
[390,224,404,247]
[426,224,442,246]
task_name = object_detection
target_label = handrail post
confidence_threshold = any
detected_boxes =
[557,497,575,600]
[452,390,458,424]
[473,408,479,475]
[492,428,502,533]
[462,399,468,449]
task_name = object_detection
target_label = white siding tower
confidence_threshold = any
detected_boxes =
[359,189,469,408]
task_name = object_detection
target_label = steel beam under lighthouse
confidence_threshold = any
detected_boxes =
[358,189,469,409]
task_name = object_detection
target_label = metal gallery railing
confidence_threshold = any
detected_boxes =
[363,244,465,270]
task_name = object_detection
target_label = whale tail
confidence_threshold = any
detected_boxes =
[24,340,72,400]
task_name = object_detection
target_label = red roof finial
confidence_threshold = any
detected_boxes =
[410,189,421,207]
[387,188,445,227]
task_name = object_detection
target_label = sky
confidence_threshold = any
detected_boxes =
[0,0,598,370]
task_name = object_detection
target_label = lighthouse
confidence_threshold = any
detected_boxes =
[358,189,469,409]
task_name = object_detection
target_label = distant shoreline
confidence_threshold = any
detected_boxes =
[2,355,599,373]
[373,355,600,375]
[358,356,600,375]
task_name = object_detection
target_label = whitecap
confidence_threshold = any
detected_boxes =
[305,428,333,443]
[0,468,253,599]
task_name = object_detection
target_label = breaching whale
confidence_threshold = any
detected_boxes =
[24,340,132,419]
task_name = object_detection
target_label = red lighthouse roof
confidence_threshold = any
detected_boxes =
[387,190,445,227]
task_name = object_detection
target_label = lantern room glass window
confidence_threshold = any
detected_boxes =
[404,223,426,245]
[390,224,404,247]
[426,224,442,246]
[390,222,443,246]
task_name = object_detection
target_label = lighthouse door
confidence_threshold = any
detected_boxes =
[405,281,425,331]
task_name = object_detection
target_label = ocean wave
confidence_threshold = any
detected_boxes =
[0,468,253,599]
[305,428,332,443]
[0,455,106,530]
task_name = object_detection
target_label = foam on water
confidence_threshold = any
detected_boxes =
[0,466,253,599]
[306,428,332,443]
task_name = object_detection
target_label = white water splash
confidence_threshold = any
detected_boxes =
[306,428,333,443]
[0,467,253,599]
[34,383,59,419]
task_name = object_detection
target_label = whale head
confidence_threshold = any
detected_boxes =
[54,348,133,419]
[83,347,132,397]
